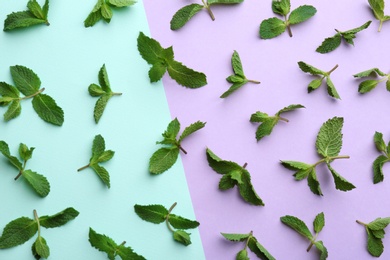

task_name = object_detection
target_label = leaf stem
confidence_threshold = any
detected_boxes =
[313,155,350,167]
[202,0,215,21]
[306,233,318,252]
[14,171,23,180]
[166,202,177,233]
[178,145,187,155]
[112,92,122,96]
[279,117,289,123]
[244,231,253,250]
[20,88,45,100]
[327,64,339,75]
[356,220,367,226]
[247,79,261,84]
[77,164,90,172]
[33,209,41,237]
[285,17,292,37]
[242,163,248,169]
[379,20,383,32]
[119,241,126,246]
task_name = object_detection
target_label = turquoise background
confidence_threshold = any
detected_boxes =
[0,0,204,259]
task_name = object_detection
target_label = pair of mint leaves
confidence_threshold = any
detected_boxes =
[357,217,390,257]
[354,68,390,94]
[281,117,356,196]
[3,0,49,31]
[0,208,79,259]
[170,0,243,30]
[373,131,390,184]
[368,0,390,32]
[134,203,200,246]
[0,65,64,126]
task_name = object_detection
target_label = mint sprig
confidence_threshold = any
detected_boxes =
[78,135,115,188]
[281,117,355,195]
[170,0,243,30]
[316,21,371,53]
[356,217,390,257]
[368,0,390,32]
[0,65,64,126]
[353,68,390,93]
[134,202,200,246]
[149,118,206,174]
[281,213,328,259]
[259,0,317,39]
[0,141,50,197]
[206,148,264,206]
[250,104,304,141]
[221,50,260,98]
[0,208,79,259]
[137,32,207,88]
[88,64,122,124]
[372,131,390,184]
[298,61,340,99]
[89,228,146,259]
[3,0,50,31]
[221,231,275,260]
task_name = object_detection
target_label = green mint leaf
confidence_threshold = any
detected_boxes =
[27,0,46,20]
[358,79,379,93]
[206,148,242,174]
[0,217,37,249]
[92,134,106,159]
[326,77,340,99]
[247,236,276,260]
[254,117,279,141]
[226,75,245,83]
[236,249,249,260]
[149,63,167,83]
[32,94,64,126]
[88,84,105,97]
[101,3,113,21]
[288,5,317,25]
[386,79,390,92]
[208,0,244,4]
[218,174,236,190]
[259,17,286,39]
[116,244,146,260]
[230,170,243,185]
[108,0,137,7]
[281,161,311,171]
[316,117,343,157]
[220,82,246,98]
[308,79,322,92]
[149,147,180,174]
[316,34,342,53]
[168,214,200,229]
[276,104,305,116]
[4,101,22,121]
[367,229,384,257]
[0,140,23,170]
[313,212,325,234]
[221,232,251,242]
[293,168,312,181]
[307,168,322,195]
[368,217,390,230]
[23,170,51,197]
[3,11,47,31]
[167,59,207,88]
[280,215,313,240]
[90,164,110,188]
[94,94,110,123]
[84,11,103,27]
[32,236,50,259]
[39,208,79,228]
[373,155,388,184]
[353,68,387,77]
[19,143,34,162]
[371,229,385,239]
[162,118,181,142]
[170,4,204,30]
[137,32,165,65]
[342,20,372,34]
[297,61,326,76]
[231,50,245,77]
[0,82,20,99]
[326,163,355,191]
[272,0,291,16]
[250,111,270,122]
[374,132,386,152]
[10,65,41,96]
[42,0,49,17]
[88,228,117,260]
[134,204,168,224]
[98,64,111,92]
[314,241,328,260]
[178,121,206,142]
[98,150,115,163]
[369,0,385,20]
[84,0,134,27]
[237,170,264,206]
[173,230,191,246]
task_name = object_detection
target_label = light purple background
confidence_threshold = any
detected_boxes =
[144,0,390,259]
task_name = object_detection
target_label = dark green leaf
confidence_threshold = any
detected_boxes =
[272,0,290,16]
[88,227,117,260]
[27,0,45,20]
[100,3,113,21]
[281,161,311,171]
[134,204,168,224]
[231,50,245,77]
[91,134,106,159]
[0,217,38,249]
[0,141,23,170]
[206,148,242,175]
[307,168,322,195]
[90,164,110,188]
[293,168,312,181]
[137,32,165,65]
[259,17,286,39]
[371,229,385,239]
[116,244,146,260]
[208,0,244,4]
[327,163,355,192]
[23,170,51,197]
[353,68,387,78]
[168,214,199,229]
[4,100,22,121]
[276,104,305,116]
[314,241,328,260]
[288,5,317,25]
[170,4,204,30]
[98,64,111,92]
[374,132,386,152]
[367,229,384,257]
[167,60,207,88]
[0,82,20,98]
[173,230,191,246]
[39,208,79,228]
[316,34,342,54]
[10,65,41,96]
[254,117,278,141]
[149,147,180,174]
[4,11,46,31]
[368,217,390,230]
[250,111,269,123]
[280,215,313,240]
[237,170,264,206]
[313,212,325,234]
[108,0,137,7]
[149,63,167,83]
[219,174,236,190]
[373,155,388,184]
[93,94,111,123]
[358,80,379,93]
[247,236,276,260]
[179,121,206,142]
[221,232,250,242]
[32,94,64,126]
[84,11,102,27]
[368,0,385,20]
[32,236,50,259]
[342,21,372,34]
[298,61,325,76]
[220,82,246,98]
[326,77,340,99]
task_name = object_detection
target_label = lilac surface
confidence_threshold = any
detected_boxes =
[143,0,390,259]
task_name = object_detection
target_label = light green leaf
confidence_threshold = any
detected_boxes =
[0,82,20,98]
[280,215,313,240]
[88,84,105,97]
[32,236,50,259]
[108,0,137,7]
[307,168,322,195]
[316,34,342,54]
[149,147,180,174]
[90,164,111,188]
[98,150,115,163]
[327,163,355,192]
[100,3,113,21]
[371,229,385,239]
[288,5,317,25]
[167,60,207,88]
[374,131,386,152]
[281,161,311,171]
[32,94,64,126]
[293,167,312,181]
[313,212,325,234]
[231,50,245,77]
[358,80,379,93]
[166,118,181,139]
[368,217,390,230]
[137,32,165,65]
[221,232,250,242]
[237,170,264,206]
[93,94,111,123]
[353,68,387,77]
[254,117,278,141]
[179,121,206,142]
[342,21,372,34]
[218,174,236,190]
[10,65,41,96]
[272,0,290,16]
[149,62,167,83]
[39,208,79,228]
[386,79,390,92]
[230,170,243,185]
[168,214,199,229]
[4,11,46,31]
[367,229,384,257]
[368,0,385,20]
[326,77,340,99]
[88,228,117,260]
[236,249,249,260]
[247,236,276,260]
[373,155,388,184]
[314,241,328,260]
[226,75,245,83]
[0,141,23,170]
[91,134,105,160]
[220,82,246,98]
[84,11,102,27]
[27,0,45,20]
[23,170,50,197]
[276,104,305,116]
[42,0,49,17]
[316,117,343,157]
[4,100,22,121]
[173,230,191,246]
[259,17,286,39]
[250,111,270,123]
[134,204,168,224]
[98,64,111,92]
[19,143,34,162]
[298,61,326,76]
[308,79,323,93]
[0,217,38,249]
[116,244,146,260]
[170,4,204,30]
[206,148,242,175]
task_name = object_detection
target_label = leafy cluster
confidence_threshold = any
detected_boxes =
[259,0,317,39]
[221,231,275,260]
[298,61,340,99]
[84,0,136,27]
[0,65,64,126]
[250,104,304,141]
[89,228,145,260]
[281,213,328,259]
[88,64,122,124]
[0,208,79,259]
[372,131,390,184]
[78,135,115,188]
[137,32,207,88]
[170,0,243,30]
[356,217,390,257]
[353,68,390,93]
[3,0,49,31]
[206,148,264,206]
[0,141,50,197]
[368,0,390,32]
[281,117,355,195]
[221,50,260,98]
[149,118,205,174]
[134,203,200,246]
[316,21,371,53]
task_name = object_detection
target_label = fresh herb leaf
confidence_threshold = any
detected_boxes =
[353,68,389,94]
[368,0,390,32]
[221,50,260,98]
[313,212,325,234]
[250,104,304,141]
[77,135,115,188]
[260,1,316,38]
[316,21,372,53]
[39,207,79,228]
[4,0,50,31]
[149,118,205,174]
[134,202,200,246]
[137,32,207,88]
[281,117,355,195]
[357,217,390,257]
[372,131,390,183]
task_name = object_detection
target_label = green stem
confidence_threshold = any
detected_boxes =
[313,155,350,167]
[202,0,215,21]
[244,231,253,250]
[77,164,90,172]
[279,117,289,123]
[356,220,367,226]
[112,92,122,96]
[306,233,318,252]
[20,88,45,100]
[285,16,292,37]
[166,202,177,233]
[379,20,383,32]
[14,160,27,180]
[34,210,41,237]
[327,64,339,75]
[247,79,261,84]
[178,145,187,155]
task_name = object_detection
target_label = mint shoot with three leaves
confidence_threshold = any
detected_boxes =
[4,0,50,31]
[78,135,115,188]
[134,202,200,246]
[356,217,390,257]
[88,64,122,124]
[170,0,243,30]
[250,104,304,141]
[137,32,207,88]
[0,141,50,197]
[353,68,390,93]
[259,0,317,39]
[220,50,260,98]
[372,131,390,184]
[368,0,390,32]
[149,118,206,174]
[281,117,355,196]
[0,65,64,126]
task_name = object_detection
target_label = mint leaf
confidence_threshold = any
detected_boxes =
[373,155,388,184]
[134,204,168,224]
[137,32,164,65]
[108,0,137,7]
[313,212,325,234]
[19,143,34,162]
[170,4,204,30]
[173,230,191,246]
[0,140,23,170]
[206,148,242,174]
[280,161,312,171]
[208,0,244,4]
[32,236,50,259]
[358,79,379,93]
[10,65,41,96]
[149,63,167,82]
[297,62,325,75]
[0,217,37,249]
[288,5,316,25]
[32,93,64,126]
[218,174,236,190]
[307,168,322,195]
[368,217,390,230]
[27,0,46,20]
[272,0,291,16]
[327,163,356,191]
[259,17,286,39]
[353,68,389,94]
[326,77,340,99]
[314,241,328,260]
[23,170,50,197]
[353,68,387,77]
[369,0,390,31]
[84,0,135,27]
[357,217,389,257]
[236,249,249,260]
[247,236,276,260]
[280,215,313,240]
[84,11,103,28]
[221,232,251,242]
[367,229,384,257]
[149,147,180,174]
[179,121,206,142]
[167,60,207,88]
[39,208,79,228]
[316,117,343,157]
[168,214,200,229]
[238,170,264,206]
